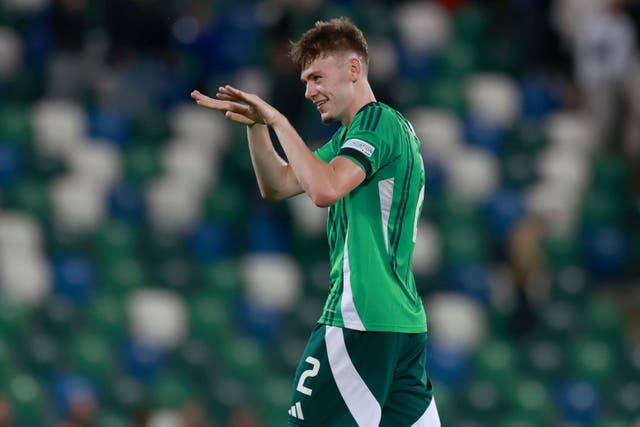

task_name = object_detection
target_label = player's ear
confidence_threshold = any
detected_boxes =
[349,56,361,82]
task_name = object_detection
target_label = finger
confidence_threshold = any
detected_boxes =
[191,90,225,109]
[223,85,254,103]
[215,92,240,101]
[224,111,255,126]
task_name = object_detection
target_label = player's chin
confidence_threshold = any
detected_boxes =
[320,112,334,124]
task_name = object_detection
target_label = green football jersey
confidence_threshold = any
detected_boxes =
[313,102,427,333]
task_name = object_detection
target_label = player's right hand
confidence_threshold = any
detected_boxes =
[190,90,257,126]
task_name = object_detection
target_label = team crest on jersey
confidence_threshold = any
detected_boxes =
[342,138,375,157]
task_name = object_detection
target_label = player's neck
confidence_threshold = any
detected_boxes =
[342,81,376,128]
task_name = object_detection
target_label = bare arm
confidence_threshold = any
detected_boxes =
[270,115,365,207]
[191,90,302,200]
[192,86,365,206]
[246,124,304,200]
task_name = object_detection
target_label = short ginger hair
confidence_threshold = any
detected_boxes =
[289,17,369,70]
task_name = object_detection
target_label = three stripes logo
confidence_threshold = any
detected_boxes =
[288,401,305,420]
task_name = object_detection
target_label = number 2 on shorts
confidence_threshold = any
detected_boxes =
[296,356,320,396]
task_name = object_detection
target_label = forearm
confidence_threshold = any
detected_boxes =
[271,115,344,206]
[247,124,302,200]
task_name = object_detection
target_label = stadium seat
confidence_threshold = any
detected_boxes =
[31,99,87,158]
[519,75,560,120]
[0,103,32,145]
[569,338,616,386]
[89,107,131,146]
[482,189,527,239]
[66,331,117,386]
[120,337,167,382]
[462,378,512,423]
[105,374,147,415]
[50,175,106,233]
[103,258,147,297]
[202,181,247,224]
[22,332,62,380]
[94,220,137,262]
[221,338,267,386]
[505,377,554,425]
[551,266,589,306]
[146,175,202,234]
[466,73,521,128]
[128,288,188,350]
[242,253,302,311]
[51,374,97,421]
[409,107,463,163]
[555,380,601,425]
[169,104,230,156]
[0,249,50,306]
[0,143,22,189]
[472,339,518,392]
[188,294,233,350]
[427,293,487,353]
[424,75,467,114]
[169,337,216,390]
[444,147,499,201]
[259,375,292,427]
[187,220,235,262]
[52,253,97,304]
[452,4,488,46]
[161,140,216,194]
[152,372,192,409]
[6,374,45,426]
[84,292,127,344]
[583,297,624,345]
[35,295,80,338]
[96,412,129,427]
[0,338,15,388]
[288,193,327,237]
[463,113,508,155]
[394,1,451,53]
[66,140,122,190]
[521,337,566,384]
[0,27,22,79]
[582,226,630,279]
[123,143,162,185]
[441,224,487,267]
[413,221,442,276]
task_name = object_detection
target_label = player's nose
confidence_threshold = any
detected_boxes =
[304,82,317,100]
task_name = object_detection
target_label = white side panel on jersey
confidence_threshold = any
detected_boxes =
[324,326,382,426]
[378,178,395,253]
[340,229,365,330]
[411,397,441,427]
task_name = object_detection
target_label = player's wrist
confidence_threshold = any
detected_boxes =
[269,112,289,130]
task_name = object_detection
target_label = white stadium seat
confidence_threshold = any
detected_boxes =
[242,253,302,311]
[0,27,22,79]
[394,1,451,53]
[128,288,188,349]
[466,73,522,128]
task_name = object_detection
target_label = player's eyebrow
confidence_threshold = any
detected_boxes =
[300,70,319,83]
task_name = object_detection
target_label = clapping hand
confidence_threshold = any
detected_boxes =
[190,85,281,127]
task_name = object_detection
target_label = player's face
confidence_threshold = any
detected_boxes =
[301,54,354,124]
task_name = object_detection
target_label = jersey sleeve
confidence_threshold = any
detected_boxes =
[313,140,338,162]
[338,108,397,178]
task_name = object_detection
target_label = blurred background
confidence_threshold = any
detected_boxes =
[0,0,639,426]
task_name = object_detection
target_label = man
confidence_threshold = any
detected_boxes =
[191,17,440,427]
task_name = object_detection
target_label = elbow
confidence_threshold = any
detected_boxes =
[310,190,339,208]
[259,187,287,202]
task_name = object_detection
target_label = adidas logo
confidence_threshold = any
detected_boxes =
[288,401,305,420]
